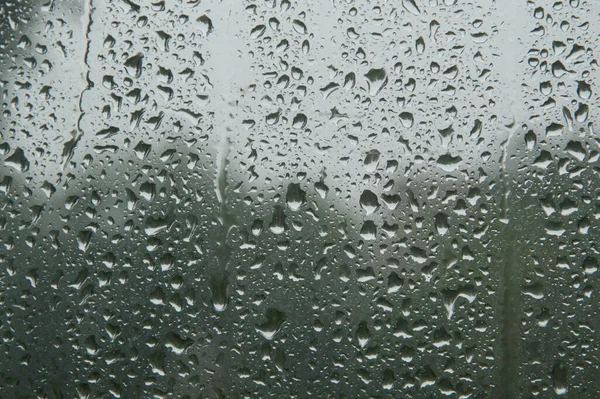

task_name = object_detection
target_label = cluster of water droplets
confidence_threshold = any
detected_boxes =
[0,0,599,397]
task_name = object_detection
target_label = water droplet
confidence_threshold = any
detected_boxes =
[402,0,421,15]
[359,190,380,215]
[256,308,286,340]
[364,68,388,96]
[286,183,306,211]
[196,15,214,36]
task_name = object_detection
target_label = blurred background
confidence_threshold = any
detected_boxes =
[0,0,599,397]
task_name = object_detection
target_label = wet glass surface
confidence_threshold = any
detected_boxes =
[0,0,599,397]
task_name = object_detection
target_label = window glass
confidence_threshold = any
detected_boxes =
[0,0,599,397]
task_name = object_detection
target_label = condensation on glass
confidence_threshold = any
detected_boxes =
[0,0,599,397]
